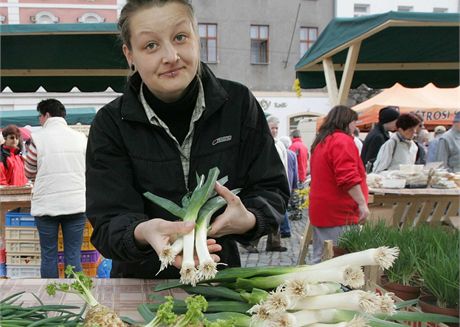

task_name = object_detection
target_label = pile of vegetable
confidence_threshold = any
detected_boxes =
[144,167,240,285]
[148,247,459,327]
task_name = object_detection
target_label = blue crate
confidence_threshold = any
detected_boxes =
[0,263,6,277]
[5,212,36,227]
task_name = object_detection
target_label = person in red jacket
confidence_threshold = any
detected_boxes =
[289,129,309,183]
[0,125,28,186]
[309,105,369,263]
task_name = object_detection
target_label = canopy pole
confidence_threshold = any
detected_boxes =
[338,41,361,105]
[322,58,339,106]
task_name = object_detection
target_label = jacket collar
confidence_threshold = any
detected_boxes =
[120,63,228,124]
[43,117,68,128]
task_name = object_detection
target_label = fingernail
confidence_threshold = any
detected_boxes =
[184,221,194,228]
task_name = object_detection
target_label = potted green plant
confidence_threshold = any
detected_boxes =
[382,226,422,300]
[417,227,459,325]
[338,220,390,254]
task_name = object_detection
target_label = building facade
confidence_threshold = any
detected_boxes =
[335,0,460,17]
[0,0,334,92]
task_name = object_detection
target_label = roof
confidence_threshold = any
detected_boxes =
[0,108,97,127]
[295,11,460,94]
[0,23,129,92]
[353,83,460,129]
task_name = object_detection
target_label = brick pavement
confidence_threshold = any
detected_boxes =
[238,212,312,267]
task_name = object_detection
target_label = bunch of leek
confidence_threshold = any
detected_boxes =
[144,167,240,285]
[46,265,125,327]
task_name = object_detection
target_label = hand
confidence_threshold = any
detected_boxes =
[207,182,256,238]
[134,219,222,266]
[358,204,369,224]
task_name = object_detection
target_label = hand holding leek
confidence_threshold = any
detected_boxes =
[207,181,256,238]
[143,167,242,285]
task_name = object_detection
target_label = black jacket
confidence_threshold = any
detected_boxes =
[86,64,289,278]
[361,123,390,168]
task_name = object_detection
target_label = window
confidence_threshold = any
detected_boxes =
[31,11,59,24]
[78,13,105,23]
[0,15,5,24]
[198,23,217,63]
[250,25,269,64]
[433,7,448,13]
[299,27,318,57]
[397,6,413,12]
[354,4,370,17]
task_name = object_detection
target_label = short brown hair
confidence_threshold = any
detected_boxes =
[2,124,21,139]
[396,113,421,130]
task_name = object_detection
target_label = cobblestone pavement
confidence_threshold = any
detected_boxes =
[238,212,312,267]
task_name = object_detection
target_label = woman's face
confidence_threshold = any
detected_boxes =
[4,134,19,148]
[399,126,418,140]
[123,3,200,103]
[348,120,357,135]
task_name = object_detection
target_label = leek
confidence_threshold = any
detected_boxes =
[235,265,365,290]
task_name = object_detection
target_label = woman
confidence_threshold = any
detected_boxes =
[309,106,369,264]
[86,0,289,278]
[372,113,421,173]
[0,125,28,186]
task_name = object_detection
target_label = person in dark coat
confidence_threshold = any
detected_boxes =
[85,0,289,279]
[361,106,400,172]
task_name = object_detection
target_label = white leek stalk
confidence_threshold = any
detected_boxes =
[313,247,400,270]
[290,290,380,314]
[283,280,342,299]
[195,191,240,281]
[309,316,369,327]
[270,309,356,327]
[237,265,364,290]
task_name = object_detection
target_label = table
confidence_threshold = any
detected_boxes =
[297,187,460,265]
[0,278,186,322]
[0,189,32,234]
[368,187,460,227]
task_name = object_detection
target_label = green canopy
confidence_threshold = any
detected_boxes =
[0,108,97,127]
[0,23,129,92]
[295,11,460,105]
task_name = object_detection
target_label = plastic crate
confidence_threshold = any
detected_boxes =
[6,254,41,266]
[5,227,39,241]
[0,263,6,277]
[7,265,41,279]
[58,250,100,264]
[59,262,98,278]
[5,212,36,227]
[6,240,40,254]
[58,236,95,252]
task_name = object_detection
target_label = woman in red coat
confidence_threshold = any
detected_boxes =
[309,105,369,263]
[0,125,28,186]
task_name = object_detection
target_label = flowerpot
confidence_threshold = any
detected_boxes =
[332,246,349,257]
[419,295,459,327]
[382,280,420,300]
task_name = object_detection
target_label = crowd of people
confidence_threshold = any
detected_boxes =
[1,0,459,278]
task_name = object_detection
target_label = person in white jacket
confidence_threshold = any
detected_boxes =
[372,113,421,174]
[24,99,87,278]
